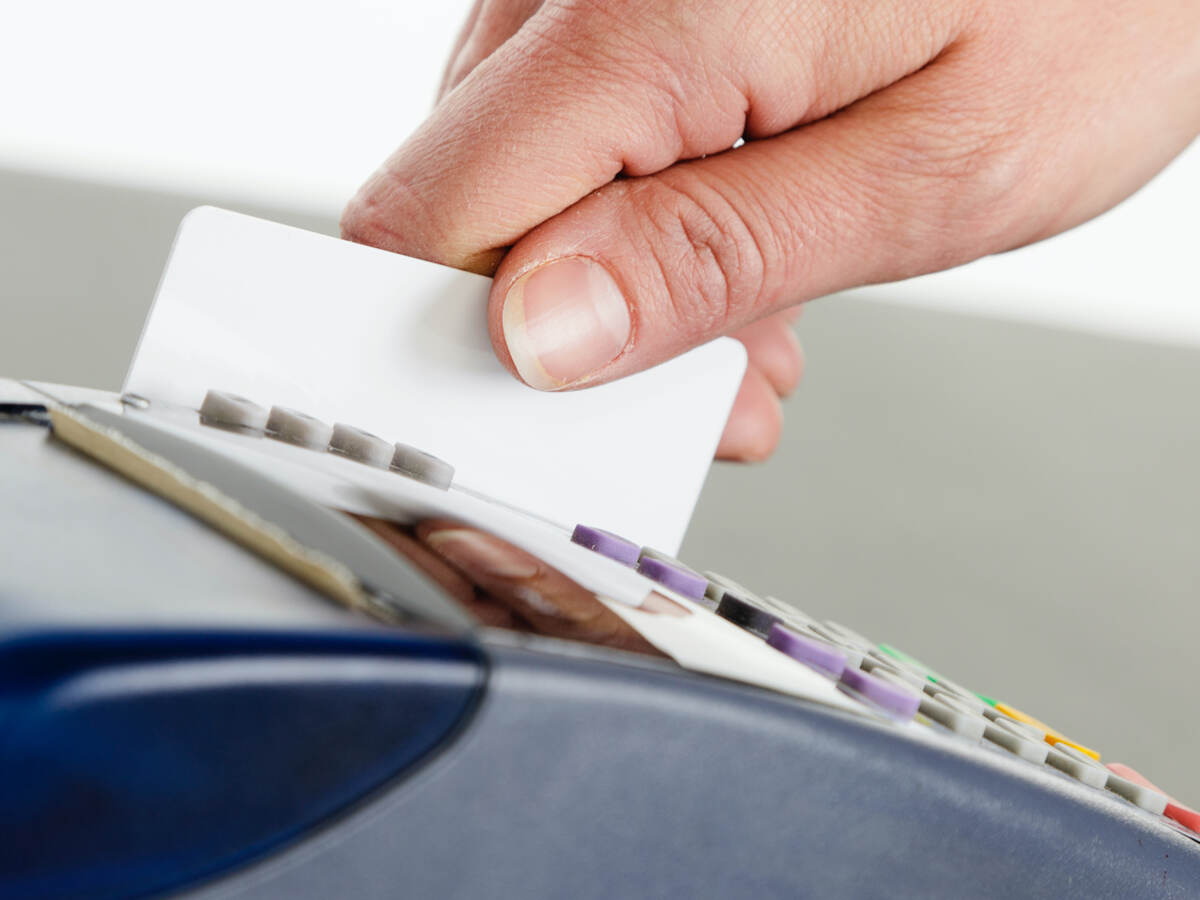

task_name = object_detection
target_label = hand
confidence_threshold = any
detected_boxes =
[343,0,1200,461]
[353,513,671,655]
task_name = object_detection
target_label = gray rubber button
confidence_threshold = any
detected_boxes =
[757,596,816,634]
[700,581,727,610]
[984,720,1050,763]
[763,596,816,628]
[640,547,683,566]
[992,715,1046,742]
[923,683,987,714]
[1046,746,1108,788]
[926,676,979,704]
[1056,743,1108,770]
[862,656,926,690]
[199,390,268,432]
[266,406,334,450]
[702,571,742,609]
[1105,773,1169,814]
[980,704,1005,722]
[837,645,865,670]
[391,443,455,489]
[919,693,987,740]
[329,423,392,468]
[817,620,873,651]
[703,570,745,593]
[867,650,928,683]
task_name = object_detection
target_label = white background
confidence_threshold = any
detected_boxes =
[1,0,1196,342]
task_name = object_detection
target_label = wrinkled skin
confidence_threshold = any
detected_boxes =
[345,0,1200,460]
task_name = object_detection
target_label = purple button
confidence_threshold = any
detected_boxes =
[767,624,847,678]
[839,667,921,719]
[636,556,708,600]
[571,524,640,566]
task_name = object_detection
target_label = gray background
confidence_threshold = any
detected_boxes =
[3,166,1197,801]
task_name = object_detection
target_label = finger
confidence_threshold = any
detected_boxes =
[343,1,964,273]
[488,51,1046,390]
[415,519,665,656]
[715,366,783,463]
[436,0,486,101]
[715,314,802,461]
[350,513,529,630]
[730,313,804,398]
[439,0,544,101]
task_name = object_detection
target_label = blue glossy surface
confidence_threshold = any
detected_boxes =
[0,629,484,900]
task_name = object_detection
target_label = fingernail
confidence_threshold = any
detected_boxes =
[423,528,539,578]
[638,591,691,618]
[501,257,631,390]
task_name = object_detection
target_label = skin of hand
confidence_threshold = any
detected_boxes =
[343,0,1200,461]
[413,518,667,655]
[353,512,674,653]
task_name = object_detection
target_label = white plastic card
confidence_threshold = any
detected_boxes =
[124,207,746,553]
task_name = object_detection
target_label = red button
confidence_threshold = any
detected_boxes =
[1107,762,1200,835]
[1166,802,1200,834]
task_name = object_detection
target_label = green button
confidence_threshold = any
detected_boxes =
[877,643,940,681]
[878,642,996,705]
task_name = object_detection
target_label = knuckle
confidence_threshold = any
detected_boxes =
[865,96,1037,262]
[543,0,744,167]
[339,196,382,247]
[339,174,404,250]
[888,107,1019,189]
[627,173,769,336]
[340,168,448,262]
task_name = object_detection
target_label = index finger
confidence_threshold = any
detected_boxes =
[341,5,750,272]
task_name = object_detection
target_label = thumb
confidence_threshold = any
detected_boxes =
[490,59,1004,391]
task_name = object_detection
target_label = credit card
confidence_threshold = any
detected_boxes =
[125,207,745,552]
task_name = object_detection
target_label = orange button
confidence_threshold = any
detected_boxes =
[994,702,1100,760]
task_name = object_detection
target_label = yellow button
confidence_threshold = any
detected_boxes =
[1046,736,1101,760]
[994,702,1100,760]
[995,702,1051,731]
